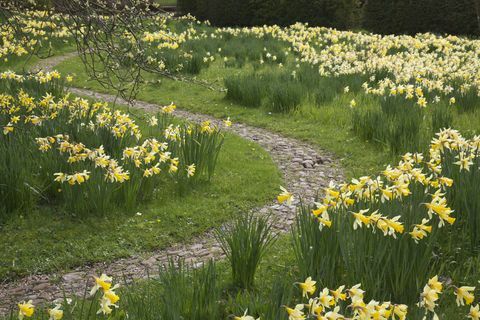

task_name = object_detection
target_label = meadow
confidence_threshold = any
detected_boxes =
[2,4,480,320]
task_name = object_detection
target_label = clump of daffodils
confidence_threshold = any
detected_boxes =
[1,77,231,190]
[319,148,455,239]
[276,128,480,244]
[418,275,478,319]
[282,277,408,320]
[279,276,479,320]
[15,273,120,319]
[1,11,71,62]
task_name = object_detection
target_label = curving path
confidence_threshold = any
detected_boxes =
[0,54,344,315]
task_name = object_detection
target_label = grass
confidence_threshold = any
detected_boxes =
[0,102,281,280]
[155,0,177,6]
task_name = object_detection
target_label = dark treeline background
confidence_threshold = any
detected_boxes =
[177,0,480,36]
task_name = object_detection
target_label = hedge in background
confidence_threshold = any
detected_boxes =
[363,0,480,36]
[179,0,480,36]
[177,0,360,29]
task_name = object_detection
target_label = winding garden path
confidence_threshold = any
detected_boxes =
[0,54,344,315]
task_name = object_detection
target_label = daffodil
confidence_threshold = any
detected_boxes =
[104,288,120,304]
[285,304,305,320]
[318,288,335,309]
[48,304,63,320]
[428,275,443,293]
[224,117,232,127]
[455,286,475,306]
[455,152,474,171]
[97,296,114,315]
[351,209,371,229]
[348,284,364,303]
[299,277,316,298]
[278,186,294,205]
[324,306,344,319]
[469,304,480,320]
[90,274,113,296]
[392,304,408,320]
[3,124,14,135]
[418,276,442,313]
[312,204,328,217]
[18,300,34,319]
[409,218,432,243]
[148,116,158,126]
[330,285,347,302]
[187,163,196,177]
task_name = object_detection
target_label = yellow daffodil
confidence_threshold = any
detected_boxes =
[224,117,232,127]
[455,286,476,306]
[351,209,371,230]
[285,304,305,320]
[318,288,335,309]
[48,304,63,320]
[277,186,294,205]
[187,163,196,177]
[18,300,34,319]
[348,284,364,303]
[299,277,316,298]
[469,304,480,320]
[90,274,113,296]
[392,304,408,320]
[330,285,347,302]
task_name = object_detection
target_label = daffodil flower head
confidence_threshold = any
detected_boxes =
[298,277,316,298]
[18,300,34,319]
[48,304,63,320]
[455,286,475,306]
[277,186,294,206]
[90,274,113,296]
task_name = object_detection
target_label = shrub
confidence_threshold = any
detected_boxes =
[352,96,424,154]
[431,102,453,133]
[115,259,220,320]
[292,203,341,288]
[224,74,265,108]
[268,82,303,113]
[215,212,277,290]
[225,274,293,320]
